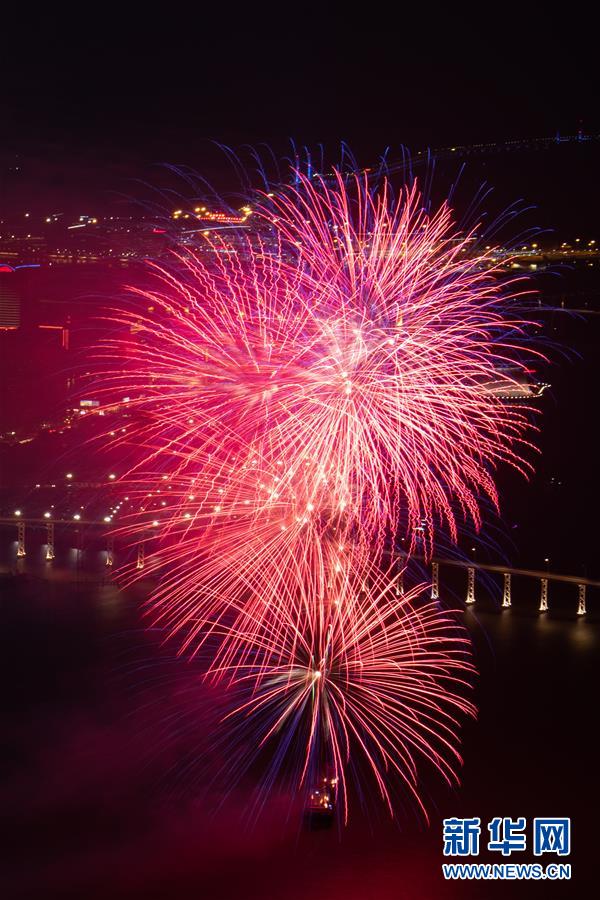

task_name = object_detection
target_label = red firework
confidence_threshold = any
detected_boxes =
[92,170,539,817]
[217,575,476,824]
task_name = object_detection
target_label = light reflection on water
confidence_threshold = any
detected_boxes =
[1,526,597,899]
[2,531,124,578]
[3,530,598,666]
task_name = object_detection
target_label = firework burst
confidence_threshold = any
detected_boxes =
[214,574,475,824]
[94,167,539,818]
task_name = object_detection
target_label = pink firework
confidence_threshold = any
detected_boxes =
[217,575,476,824]
[93,169,539,817]
[99,174,537,547]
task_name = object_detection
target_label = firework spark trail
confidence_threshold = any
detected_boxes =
[94,169,540,816]
[215,577,476,824]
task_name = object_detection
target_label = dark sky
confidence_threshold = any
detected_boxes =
[1,9,598,213]
[3,10,598,151]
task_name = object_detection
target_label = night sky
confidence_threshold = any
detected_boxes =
[1,9,598,213]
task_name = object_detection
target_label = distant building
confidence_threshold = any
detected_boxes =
[0,270,21,329]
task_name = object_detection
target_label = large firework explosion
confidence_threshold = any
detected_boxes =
[94,168,539,819]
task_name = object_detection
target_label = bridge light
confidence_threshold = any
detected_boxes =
[14,510,22,516]
[44,511,51,518]
[73,514,81,521]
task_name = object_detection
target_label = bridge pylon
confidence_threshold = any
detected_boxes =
[465,567,476,605]
[431,562,439,600]
[105,537,114,568]
[577,584,586,617]
[45,522,55,561]
[395,555,405,597]
[16,521,26,558]
[539,578,549,612]
[136,543,145,570]
[502,572,511,608]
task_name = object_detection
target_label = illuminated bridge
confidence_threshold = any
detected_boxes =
[2,517,596,619]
